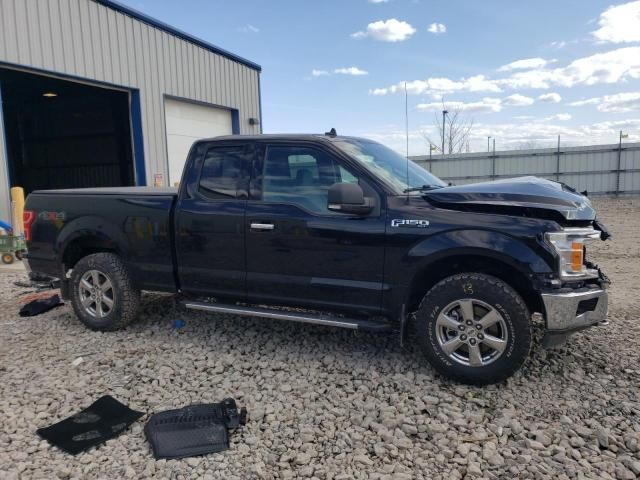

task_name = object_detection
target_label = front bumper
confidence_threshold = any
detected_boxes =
[541,287,608,347]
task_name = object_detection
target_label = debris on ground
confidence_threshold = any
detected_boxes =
[145,398,247,459]
[18,294,63,317]
[36,395,143,455]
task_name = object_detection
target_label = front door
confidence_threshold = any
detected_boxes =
[175,142,252,299]
[245,143,387,314]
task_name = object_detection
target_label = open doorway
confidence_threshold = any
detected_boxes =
[0,67,135,195]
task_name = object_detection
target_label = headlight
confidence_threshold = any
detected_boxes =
[545,228,601,281]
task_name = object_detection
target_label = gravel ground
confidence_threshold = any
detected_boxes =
[1,196,639,480]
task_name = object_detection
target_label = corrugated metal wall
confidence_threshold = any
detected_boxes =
[412,143,640,194]
[0,0,261,220]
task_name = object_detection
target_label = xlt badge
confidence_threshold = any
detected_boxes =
[391,219,430,228]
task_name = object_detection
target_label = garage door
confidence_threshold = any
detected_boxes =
[164,98,233,185]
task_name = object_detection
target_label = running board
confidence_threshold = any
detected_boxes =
[181,301,392,332]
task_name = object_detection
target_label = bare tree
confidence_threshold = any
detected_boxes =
[421,101,474,154]
[513,139,544,150]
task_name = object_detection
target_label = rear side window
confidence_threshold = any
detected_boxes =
[198,145,250,199]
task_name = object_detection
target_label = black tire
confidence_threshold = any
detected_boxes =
[70,252,140,331]
[2,252,14,264]
[415,273,531,385]
[15,250,24,261]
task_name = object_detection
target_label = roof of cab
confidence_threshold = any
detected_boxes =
[198,134,372,143]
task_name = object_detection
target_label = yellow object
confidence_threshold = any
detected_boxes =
[10,187,25,236]
[570,242,583,271]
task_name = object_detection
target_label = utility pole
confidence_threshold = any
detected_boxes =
[404,82,409,189]
[492,138,496,178]
[555,135,561,182]
[429,144,433,172]
[487,136,491,153]
[442,110,448,155]
[616,130,627,193]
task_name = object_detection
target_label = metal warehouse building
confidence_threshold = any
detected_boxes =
[0,0,262,222]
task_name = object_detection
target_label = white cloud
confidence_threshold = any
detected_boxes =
[369,0,390,3]
[545,113,572,121]
[370,47,640,95]
[502,46,640,89]
[538,92,562,103]
[595,93,640,112]
[497,57,554,72]
[549,40,567,49]
[569,92,640,112]
[237,24,259,33]
[370,88,389,96]
[427,23,447,34]
[416,94,534,113]
[313,67,369,77]
[592,1,640,44]
[334,67,368,76]
[568,97,601,107]
[417,97,503,113]
[351,19,416,42]
[502,94,535,106]
[469,118,640,149]
[369,74,502,96]
[371,46,640,96]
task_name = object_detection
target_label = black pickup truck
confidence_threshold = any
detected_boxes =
[23,133,610,385]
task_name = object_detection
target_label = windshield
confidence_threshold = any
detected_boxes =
[334,139,446,194]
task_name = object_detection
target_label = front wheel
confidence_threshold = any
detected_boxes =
[415,273,531,385]
[70,252,140,331]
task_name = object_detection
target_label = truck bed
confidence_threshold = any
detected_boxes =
[33,186,178,196]
[25,187,178,293]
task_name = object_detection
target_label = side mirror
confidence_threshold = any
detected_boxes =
[327,182,374,215]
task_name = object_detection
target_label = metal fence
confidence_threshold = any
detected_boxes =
[411,142,640,195]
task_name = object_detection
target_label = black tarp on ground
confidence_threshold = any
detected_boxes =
[36,395,143,455]
[19,294,63,317]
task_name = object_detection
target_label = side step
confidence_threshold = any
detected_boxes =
[182,301,392,332]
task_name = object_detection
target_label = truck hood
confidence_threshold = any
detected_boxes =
[423,176,595,221]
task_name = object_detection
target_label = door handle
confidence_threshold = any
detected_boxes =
[250,222,275,231]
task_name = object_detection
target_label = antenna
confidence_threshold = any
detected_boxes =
[405,82,409,197]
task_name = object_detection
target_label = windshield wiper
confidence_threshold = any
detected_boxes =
[403,184,445,193]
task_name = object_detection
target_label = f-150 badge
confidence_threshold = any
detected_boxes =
[391,219,430,228]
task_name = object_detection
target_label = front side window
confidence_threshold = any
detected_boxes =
[262,146,358,214]
[198,145,250,199]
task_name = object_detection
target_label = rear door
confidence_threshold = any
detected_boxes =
[244,142,387,313]
[175,141,252,299]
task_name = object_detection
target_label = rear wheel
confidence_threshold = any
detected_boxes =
[415,273,531,385]
[70,253,140,331]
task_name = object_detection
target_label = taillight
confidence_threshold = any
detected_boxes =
[23,210,35,242]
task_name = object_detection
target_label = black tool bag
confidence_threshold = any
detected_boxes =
[144,398,247,459]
